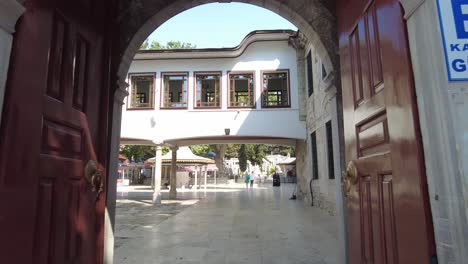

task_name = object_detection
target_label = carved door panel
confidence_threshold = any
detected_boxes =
[337,0,436,263]
[0,0,110,263]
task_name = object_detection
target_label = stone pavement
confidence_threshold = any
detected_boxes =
[114,184,339,264]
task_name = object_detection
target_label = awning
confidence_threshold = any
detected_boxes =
[146,146,215,165]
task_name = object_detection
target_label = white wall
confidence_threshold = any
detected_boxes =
[121,41,306,143]
[404,1,468,263]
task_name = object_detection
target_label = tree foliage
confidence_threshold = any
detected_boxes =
[140,40,196,50]
[247,144,266,166]
[264,145,295,156]
[188,144,294,160]
[225,144,240,158]
[120,145,156,162]
[190,145,215,157]
[238,145,248,173]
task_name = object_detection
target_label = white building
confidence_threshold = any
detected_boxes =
[121,30,305,146]
[120,30,340,215]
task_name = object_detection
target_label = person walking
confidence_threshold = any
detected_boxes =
[244,172,250,188]
[250,170,255,188]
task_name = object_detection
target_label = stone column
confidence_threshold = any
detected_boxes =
[204,165,207,190]
[152,146,163,205]
[104,80,129,264]
[168,146,178,199]
[289,32,308,121]
[198,166,202,189]
[194,165,198,191]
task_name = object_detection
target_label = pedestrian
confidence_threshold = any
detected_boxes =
[244,172,250,188]
[250,170,255,188]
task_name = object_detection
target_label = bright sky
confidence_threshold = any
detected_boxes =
[146,3,297,49]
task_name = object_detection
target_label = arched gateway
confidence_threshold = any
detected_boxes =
[3,0,466,263]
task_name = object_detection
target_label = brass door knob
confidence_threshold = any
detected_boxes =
[85,160,104,201]
[341,161,358,197]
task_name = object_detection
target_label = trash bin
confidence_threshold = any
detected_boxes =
[272,173,280,187]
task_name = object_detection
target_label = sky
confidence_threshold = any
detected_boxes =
[146,3,297,49]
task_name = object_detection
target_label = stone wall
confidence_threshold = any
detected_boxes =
[295,42,341,216]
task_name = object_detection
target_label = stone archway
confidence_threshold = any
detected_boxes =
[107,3,343,262]
[112,0,339,86]
[105,1,451,264]
[0,0,462,263]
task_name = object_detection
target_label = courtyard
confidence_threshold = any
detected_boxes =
[114,184,339,264]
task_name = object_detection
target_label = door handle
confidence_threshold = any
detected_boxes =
[341,161,358,197]
[85,160,104,201]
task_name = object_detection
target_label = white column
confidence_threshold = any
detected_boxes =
[0,0,25,126]
[152,146,163,205]
[164,166,168,183]
[169,147,178,199]
[204,165,207,190]
[194,165,198,191]
[198,166,202,189]
[104,80,129,264]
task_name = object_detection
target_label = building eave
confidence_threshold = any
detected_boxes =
[134,29,297,60]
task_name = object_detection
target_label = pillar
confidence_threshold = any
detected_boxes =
[290,32,308,121]
[164,166,168,183]
[169,146,178,199]
[214,170,217,185]
[198,166,202,189]
[152,146,162,205]
[194,165,198,191]
[204,165,207,190]
[104,80,129,264]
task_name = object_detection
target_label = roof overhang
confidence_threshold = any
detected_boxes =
[134,30,297,61]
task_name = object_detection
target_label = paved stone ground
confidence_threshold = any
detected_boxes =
[114,184,339,264]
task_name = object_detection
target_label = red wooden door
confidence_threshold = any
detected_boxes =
[0,0,110,263]
[337,0,436,263]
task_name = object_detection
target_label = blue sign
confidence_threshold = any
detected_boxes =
[452,0,468,39]
[437,0,468,80]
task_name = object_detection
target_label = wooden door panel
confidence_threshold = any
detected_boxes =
[0,0,110,263]
[338,0,435,263]
[356,110,389,157]
[36,8,101,264]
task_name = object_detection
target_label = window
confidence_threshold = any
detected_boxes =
[195,72,221,108]
[311,131,319,180]
[307,51,314,96]
[326,121,335,179]
[161,73,188,109]
[228,72,255,108]
[128,74,155,109]
[262,70,290,107]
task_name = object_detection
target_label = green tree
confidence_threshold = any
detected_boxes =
[140,40,196,50]
[165,40,196,49]
[120,145,156,162]
[238,144,248,173]
[190,144,227,176]
[264,145,295,156]
[225,144,240,158]
[190,145,214,157]
[248,144,266,166]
